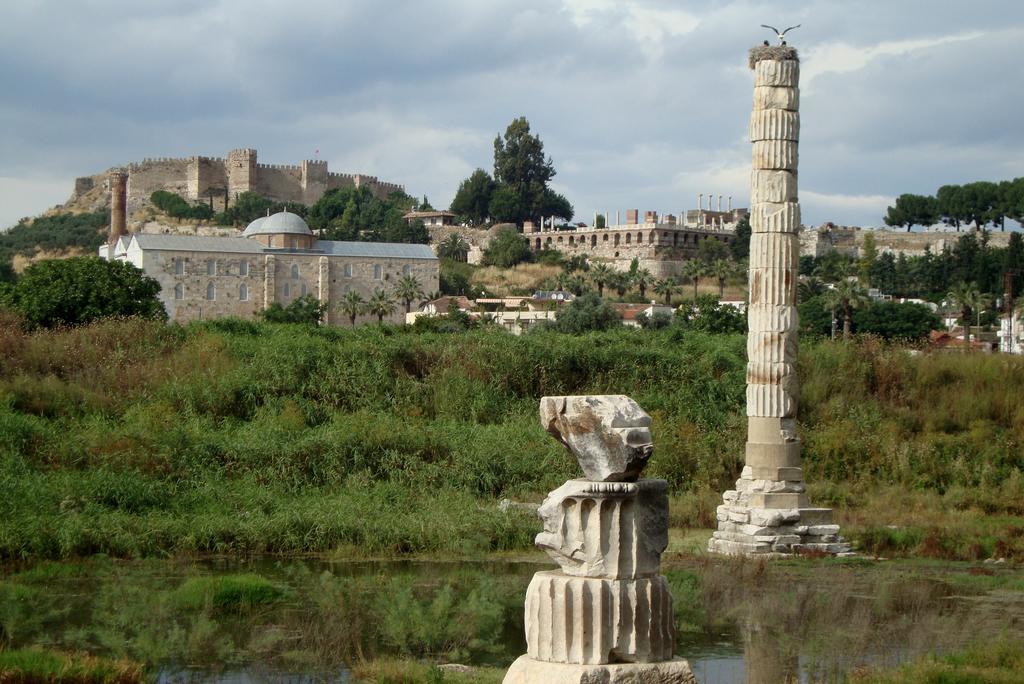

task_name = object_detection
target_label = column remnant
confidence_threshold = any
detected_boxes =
[707,43,852,557]
[504,396,695,684]
[108,170,128,245]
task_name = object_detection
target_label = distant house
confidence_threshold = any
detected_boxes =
[612,302,675,328]
[404,210,456,228]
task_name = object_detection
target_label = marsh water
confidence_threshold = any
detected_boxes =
[3,554,1023,683]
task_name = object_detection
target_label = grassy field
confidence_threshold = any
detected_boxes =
[0,314,1022,561]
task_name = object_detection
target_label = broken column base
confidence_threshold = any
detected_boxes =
[503,656,696,684]
[708,501,853,556]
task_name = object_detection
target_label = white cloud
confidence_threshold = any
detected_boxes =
[801,31,985,93]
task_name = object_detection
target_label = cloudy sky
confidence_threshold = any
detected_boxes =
[1,0,1022,230]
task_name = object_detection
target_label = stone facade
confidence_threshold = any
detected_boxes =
[106,235,437,327]
[708,46,851,557]
[72,148,404,212]
[525,220,736,278]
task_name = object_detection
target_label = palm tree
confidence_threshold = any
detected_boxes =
[709,259,735,298]
[394,274,425,314]
[798,275,826,302]
[653,278,679,306]
[589,263,614,298]
[437,233,470,262]
[609,271,630,298]
[947,282,986,347]
[825,280,868,339]
[564,274,588,296]
[367,288,396,325]
[682,260,706,299]
[633,267,653,299]
[339,290,365,328]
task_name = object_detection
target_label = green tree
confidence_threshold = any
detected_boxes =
[481,227,531,268]
[858,232,878,286]
[730,215,751,260]
[697,237,729,264]
[492,117,556,223]
[652,278,679,306]
[633,267,653,299]
[367,288,397,325]
[851,301,941,341]
[339,290,366,327]
[937,184,966,231]
[394,274,425,315]
[608,270,631,298]
[675,294,746,334]
[823,280,868,339]
[554,293,621,334]
[884,193,938,232]
[709,259,735,298]
[449,169,495,224]
[797,275,825,302]
[682,260,706,299]
[7,257,164,328]
[588,263,614,298]
[261,294,325,325]
[437,233,470,262]
[947,281,983,347]
[487,185,525,224]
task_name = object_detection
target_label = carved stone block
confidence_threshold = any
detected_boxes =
[749,109,800,142]
[750,170,798,204]
[752,140,799,171]
[748,265,798,306]
[503,656,697,684]
[750,201,800,233]
[747,330,798,365]
[749,233,799,270]
[754,59,799,87]
[540,396,653,482]
[535,479,668,580]
[746,382,797,419]
[525,571,676,665]
[752,85,800,111]
[746,304,798,334]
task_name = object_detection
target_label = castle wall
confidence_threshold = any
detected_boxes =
[126,158,191,209]
[253,164,304,203]
[187,157,229,208]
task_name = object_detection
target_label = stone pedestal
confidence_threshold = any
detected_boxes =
[708,47,851,557]
[504,396,693,682]
[504,656,696,684]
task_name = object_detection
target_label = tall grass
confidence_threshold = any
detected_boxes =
[0,315,1022,559]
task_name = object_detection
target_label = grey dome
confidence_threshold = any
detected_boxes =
[242,211,311,237]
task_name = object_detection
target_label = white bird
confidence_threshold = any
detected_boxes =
[761,23,801,45]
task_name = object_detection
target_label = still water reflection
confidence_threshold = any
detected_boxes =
[3,555,1020,683]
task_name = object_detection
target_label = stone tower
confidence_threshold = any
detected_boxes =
[108,170,128,245]
[707,45,851,556]
[227,148,257,201]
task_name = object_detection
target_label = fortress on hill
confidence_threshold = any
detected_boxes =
[71,148,404,211]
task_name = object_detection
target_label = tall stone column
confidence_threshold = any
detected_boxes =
[108,170,128,245]
[504,396,695,684]
[708,45,851,557]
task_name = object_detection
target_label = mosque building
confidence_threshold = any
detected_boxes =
[99,172,438,326]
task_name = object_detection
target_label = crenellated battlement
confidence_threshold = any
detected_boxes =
[109,148,404,207]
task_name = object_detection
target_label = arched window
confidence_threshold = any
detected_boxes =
[284,282,290,297]
[373,264,383,280]
[535,238,541,249]
[206,282,215,301]
[291,264,299,279]
[569,236,575,246]
[239,283,248,301]
[625,233,631,245]
[175,258,184,275]
[207,260,216,276]
[300,283,307,297]
[344,263,353,277]
[557,236,563,245]
[591,235,597,247]
[614,233,620,246]
[636,232,643,243]
[174,283,183,300]
[602,234,608,242]
[239,261,248,276]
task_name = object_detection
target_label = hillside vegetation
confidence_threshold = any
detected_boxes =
[0,316,1022,560]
